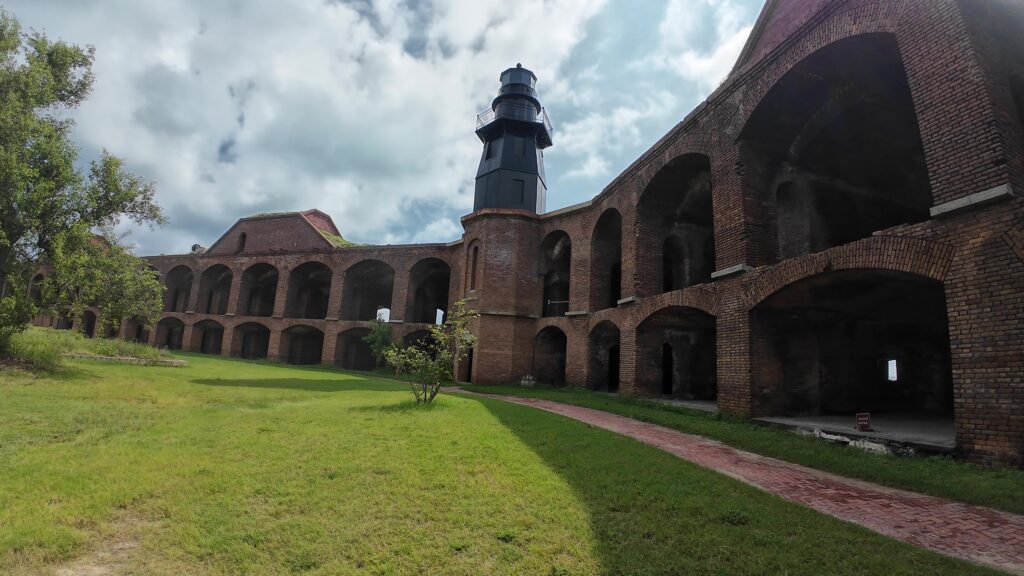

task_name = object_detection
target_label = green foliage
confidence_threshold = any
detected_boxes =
[40,227,163,335]
[385,299,477,404]
[0,350,999,574]
[0,10,164,354]
[361,317,392,367]
[4,326,164,371]
[319,231,359,247]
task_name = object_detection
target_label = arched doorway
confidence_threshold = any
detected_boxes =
[237,264,278,317]
[590,209,622,311]
[155,317,185,350]
[335,328,375,370]
[341,260,395,321]
[406,258,450,324]
[539,231,571,317]
[81,310,98,338]
[533,326,567,386]
[588,321,620,392]
[232,322,270,359]
[636,306,716,401]
[190,320,224,354]
[198,265,233,315]
[280,325,324,365]
[163,266,194,313]
[285,262,332,319]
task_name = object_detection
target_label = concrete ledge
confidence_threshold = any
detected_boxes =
[616,296,639,306]
[930,183,1014,218]
[62,353,187,367]
[711,263,753,280]
[564,310,588,317]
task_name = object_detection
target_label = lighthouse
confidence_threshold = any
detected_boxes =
[473,64,553,213]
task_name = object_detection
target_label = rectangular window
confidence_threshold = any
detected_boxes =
[513,179,525,204]
[887,359,898,381]
[513,136,525,157]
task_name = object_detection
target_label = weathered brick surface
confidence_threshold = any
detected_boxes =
[27,0,1018,463]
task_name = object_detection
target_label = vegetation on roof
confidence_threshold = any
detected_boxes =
[320,231,360,247]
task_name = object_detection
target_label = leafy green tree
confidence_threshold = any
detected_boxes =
[0,11,164,352]
[362,317,392,367]
[385,299,477,404]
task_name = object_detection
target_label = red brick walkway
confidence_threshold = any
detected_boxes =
[454,389,1024,575]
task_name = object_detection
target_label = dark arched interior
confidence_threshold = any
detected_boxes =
[407,258,451,324]
[752,270,952,417]
[155,317,185,350]
[191,320,224,354]
[590,209,622,311]
[637,307,717,400]
[81,310,97,338]
[281,325,324,365]
[335,328,375,370]
[285,262,332,320]
[740,34,932,261]
[539,231,571,317]
[341,260,395,321]
[588,321,620,392]
[637,154,714,296]
[237,264,278,317]
[163,266,193,313]
[198,265,233,315]
[533,326,567,386]
[232,322,270,359]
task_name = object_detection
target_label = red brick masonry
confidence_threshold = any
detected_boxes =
[452,389,1024,575]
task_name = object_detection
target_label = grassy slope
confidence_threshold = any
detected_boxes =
[0,351,1000,575]
[462,384,1024,516]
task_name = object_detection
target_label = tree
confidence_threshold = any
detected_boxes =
[0,11,164,353]
[362,317,392,367]
[384,299,477,404]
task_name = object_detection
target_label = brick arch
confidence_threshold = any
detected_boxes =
[632,137,714,197]
[632,285,719,328]
[743,236,955,309]
[735,15,901,132]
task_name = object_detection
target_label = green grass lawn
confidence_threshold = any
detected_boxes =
[462,384,1024,516]
[0,342,1003,574]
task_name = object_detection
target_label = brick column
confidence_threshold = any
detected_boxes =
[320,330,336,366]
[220,323,234,357]
[185,274,202,313]
[272,269,289,318]
[181,322,196,353]
[224,270,240,317]
[390,268,409,322]
[267,329,282,361]
[619,320,637,395]
[147,324,159,347]
[564,320,587,387]
[325,269,345,321]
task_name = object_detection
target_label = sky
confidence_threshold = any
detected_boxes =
[7,0,763,255]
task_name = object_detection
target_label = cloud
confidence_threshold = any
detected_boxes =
[5,0,760,254]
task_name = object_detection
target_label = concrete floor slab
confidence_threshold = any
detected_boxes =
[755,413,955,451]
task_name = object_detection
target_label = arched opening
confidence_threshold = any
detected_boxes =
[467,242,481,292]
[539,231,571,317]
[29,273,44,305]
[406,258,451,324]
[590,209,622,311]
[637,154,714,296]
[237,263,278,317]
[588,321,620,392]
[335,328,374,370]
[155,317,185,350]
[533,326,567,386]
[235,232,247,254]
[197,265,233,315]
[81,310,97,338]
[740,34,932,261]
[341,260,394,321]
[232,322,270,359]
[751,270,952,427]
[285,262,332,320]
[190,320,224,354]
[163,266,194,313]
[280,325,324,365]
[637,306,717,401]
[124,317,149,343]
[402,329,435,350]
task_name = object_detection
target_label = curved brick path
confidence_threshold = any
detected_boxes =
[452,389,1024,575]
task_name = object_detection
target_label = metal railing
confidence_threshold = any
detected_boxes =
[476,101,553,136]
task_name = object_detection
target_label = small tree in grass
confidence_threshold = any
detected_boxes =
[362,317,392,367]
[384,299,477,404]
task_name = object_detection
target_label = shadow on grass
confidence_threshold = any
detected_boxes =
[456,394,986,576]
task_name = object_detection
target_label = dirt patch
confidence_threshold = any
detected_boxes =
[51,512,161,576]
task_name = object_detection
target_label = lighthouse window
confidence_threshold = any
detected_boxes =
[513,136,525,157]
[513,179,525,204]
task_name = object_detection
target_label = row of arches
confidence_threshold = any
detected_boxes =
[162,257,451,323]
[535,34,937,318]
[531,269,952,421]
[150,318,440,370]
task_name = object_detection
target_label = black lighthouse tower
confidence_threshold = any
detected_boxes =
[473,64,553,213]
